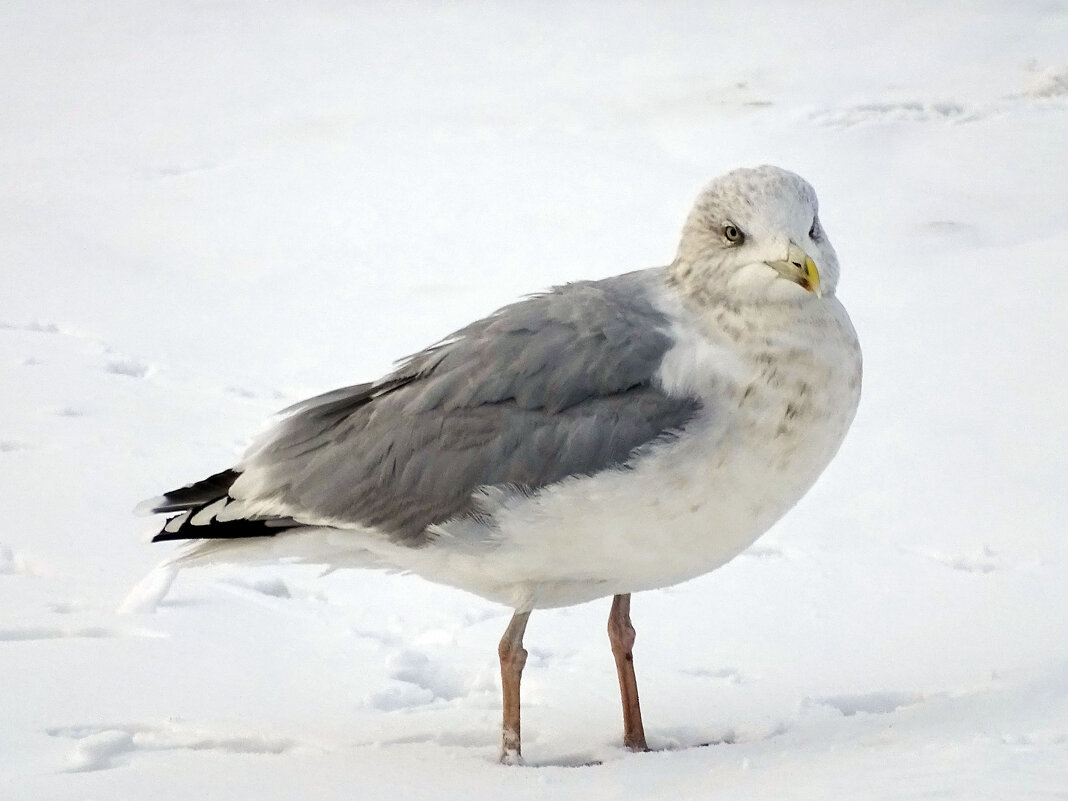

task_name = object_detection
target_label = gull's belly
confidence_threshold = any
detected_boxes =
[506,399,852,604]
[415,320,861,610]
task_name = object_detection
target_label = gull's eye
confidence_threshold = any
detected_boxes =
[809,218,821,240]
[723,223,744,245]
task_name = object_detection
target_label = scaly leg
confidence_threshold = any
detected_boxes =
[608,593,648,751]
[498,609,531,763]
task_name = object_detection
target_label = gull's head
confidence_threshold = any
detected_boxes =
[671,166,840,305]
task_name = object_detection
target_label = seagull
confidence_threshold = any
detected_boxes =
[139,165,862,763]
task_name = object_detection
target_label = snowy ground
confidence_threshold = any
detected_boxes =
[2,2,1067,798]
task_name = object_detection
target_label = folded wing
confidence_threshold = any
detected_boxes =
[147,270,701,545]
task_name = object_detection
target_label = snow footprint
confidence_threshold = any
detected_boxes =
[808,101,980,128]
[0,544,44,576]
[104,357,152,378]
[367,649,468,711]
[0,625,163,642]
[915,545,1000,574]
[805,690,926,717]
[49,722,300,772]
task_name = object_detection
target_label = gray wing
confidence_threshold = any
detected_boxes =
[224,270,700,543]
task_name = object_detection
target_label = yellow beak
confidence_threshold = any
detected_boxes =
[802,254,821,297]
[769,242,822,297]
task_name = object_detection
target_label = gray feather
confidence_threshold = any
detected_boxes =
[233,269,701,543]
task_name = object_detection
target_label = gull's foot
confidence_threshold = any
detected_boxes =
[499,725,525,765]
[499,748,525,766]
[624,736,651,753]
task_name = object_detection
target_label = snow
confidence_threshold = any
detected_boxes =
[2,1,1066,798]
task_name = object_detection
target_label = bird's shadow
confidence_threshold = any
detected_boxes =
[520,727,745,768]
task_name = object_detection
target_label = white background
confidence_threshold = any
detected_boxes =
[2,2,1066,798]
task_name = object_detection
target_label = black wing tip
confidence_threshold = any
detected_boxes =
[134,495,170,516]
[158,468,241,509]
[151,526,193,543]
[136,467,243,517]
[143,471,298,543]
[151,513,297,543]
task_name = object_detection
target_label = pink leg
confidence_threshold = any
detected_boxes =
[608,593,648,751]
[498,609,531,763]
